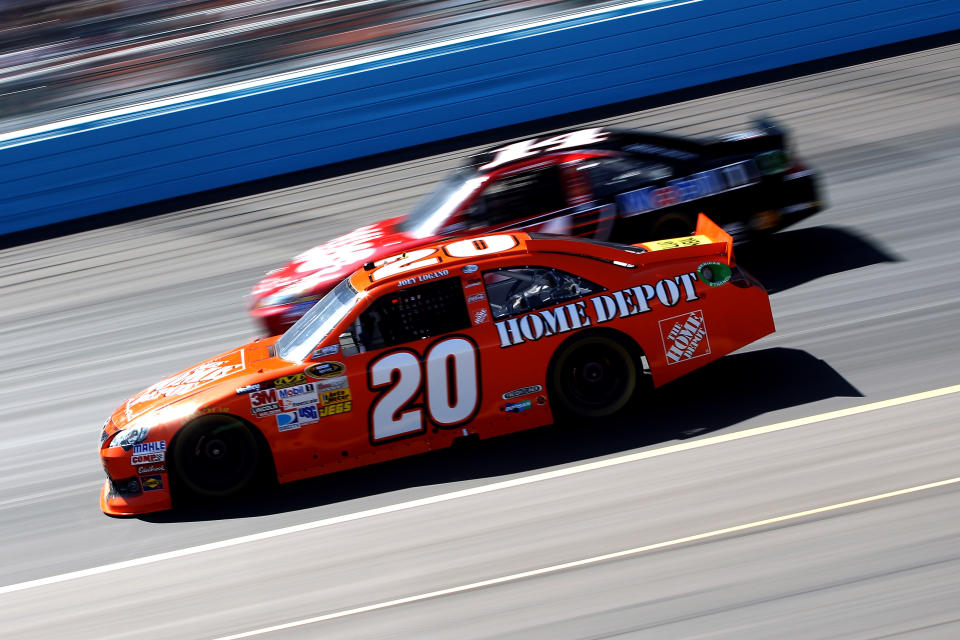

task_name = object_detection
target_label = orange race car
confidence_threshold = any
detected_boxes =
[99,215,774,515]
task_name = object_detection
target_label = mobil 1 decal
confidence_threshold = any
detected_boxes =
[495,272,700,347]
[659,309,710,364]
[367,335,481,444]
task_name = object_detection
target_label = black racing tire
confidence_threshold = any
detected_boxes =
[548,333,639,420]
[172,416,260,498]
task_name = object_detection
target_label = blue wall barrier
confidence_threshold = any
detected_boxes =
[1,0,957,235]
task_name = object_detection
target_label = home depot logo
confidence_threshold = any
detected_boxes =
[659,310,710,364]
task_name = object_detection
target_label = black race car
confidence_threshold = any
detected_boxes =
[250,118,822,333]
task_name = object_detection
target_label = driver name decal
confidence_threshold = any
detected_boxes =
[495,273,699,347]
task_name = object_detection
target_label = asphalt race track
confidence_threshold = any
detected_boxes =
[2,40,959,639]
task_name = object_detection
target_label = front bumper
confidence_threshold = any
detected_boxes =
[100,443,172,516]
[100,477,172,516]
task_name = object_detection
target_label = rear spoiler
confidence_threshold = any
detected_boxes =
[632,213,734,265]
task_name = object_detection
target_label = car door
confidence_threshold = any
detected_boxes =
[303,274,484,468]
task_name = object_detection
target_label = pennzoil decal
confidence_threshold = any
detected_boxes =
[305,361,346,378]
[659,310,711,364]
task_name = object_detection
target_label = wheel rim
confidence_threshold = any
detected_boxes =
[176,420,258,497]
[554,337,636,418]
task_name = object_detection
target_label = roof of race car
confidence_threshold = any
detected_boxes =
[466,127,705,173]
[346,231,675,294]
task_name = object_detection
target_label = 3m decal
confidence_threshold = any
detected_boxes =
[502,385,542,400]
[479,128,610,171]
[369,336,481,442]
[495,273,699,347]
[660,310,711,364]
[249,388,281,416]
[617,160,760,216]
[305,362,346,379]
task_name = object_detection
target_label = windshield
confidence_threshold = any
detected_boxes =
[399,170,486,238]
[275,278,360,362]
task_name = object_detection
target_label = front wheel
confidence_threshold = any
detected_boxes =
[173,417,260,498]
[548,334,638,420]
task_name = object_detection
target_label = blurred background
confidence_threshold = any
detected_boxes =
[0,0,621,132]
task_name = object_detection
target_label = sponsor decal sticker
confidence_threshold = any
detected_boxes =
[659,309,711,365]
[320,388,351,405]
[250,388,281,416]
[502,385,543,400]
[313,345,340,358]
[313,375,349,392]
[318,401,352,417]
[272,373,307,389]
[464,279,482,288]
[397,269,450,288]
[126,350,245,415]
[474,309,489,325]
[462,264,479,274]
[467,292,486,304]
[495,272,700,348]
[504,399,533,413]
[235,383,261,395]
[131,451,165,465]
[136,464,166,475]
[279,383,319,410]
[617,160,760,216]
[132,441,166,455]
[305,361,346,379]
[697,262,732,287]
[142,475,164,491]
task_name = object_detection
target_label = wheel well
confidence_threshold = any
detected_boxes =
[546,327,652,391]
[170,413,277,488]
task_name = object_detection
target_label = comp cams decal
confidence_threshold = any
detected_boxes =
[494,272,700,348]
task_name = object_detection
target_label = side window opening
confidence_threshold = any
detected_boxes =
[351,277,470,351]
[466,165,567,226]
[482,266,604,320]
[579,156,672,200]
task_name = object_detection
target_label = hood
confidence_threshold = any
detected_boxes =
[114,341,276,427]
[249,217,419,305]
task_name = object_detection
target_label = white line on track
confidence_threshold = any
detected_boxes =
[1,382,958,596]
[212,475,960,639]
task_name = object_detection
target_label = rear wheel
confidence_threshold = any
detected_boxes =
[549,334,638,420]
[173,417,260,498]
